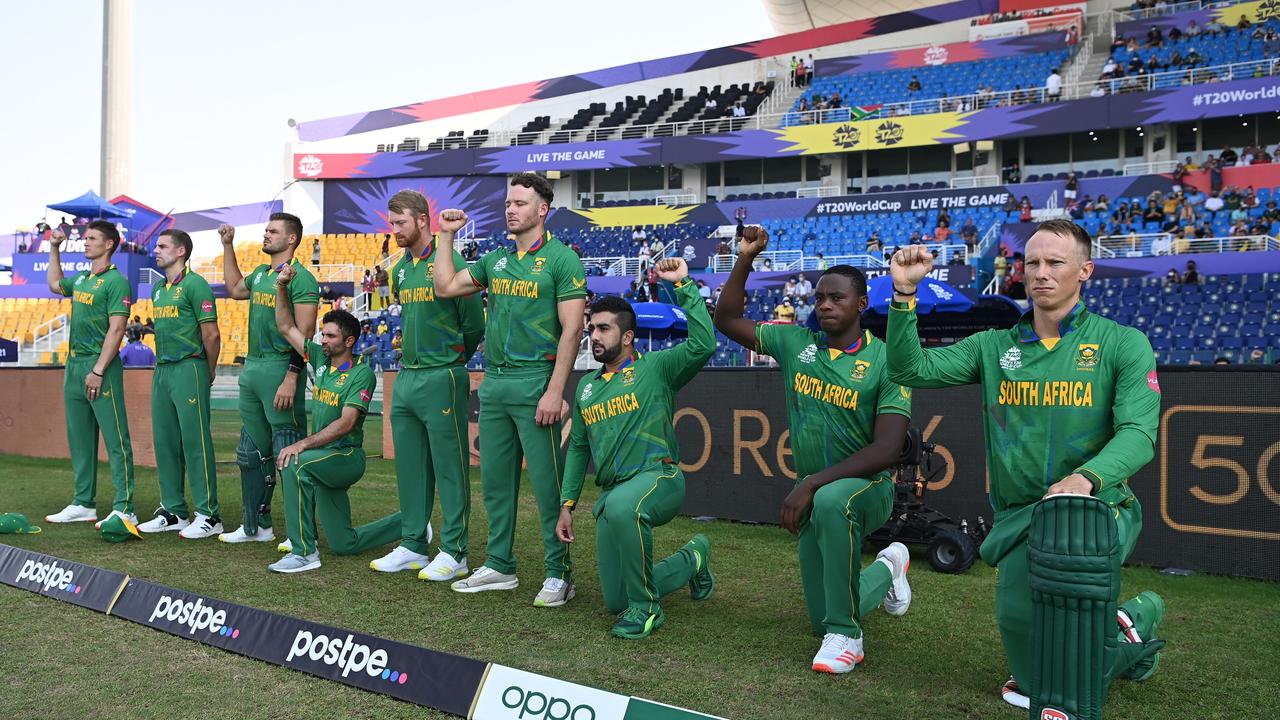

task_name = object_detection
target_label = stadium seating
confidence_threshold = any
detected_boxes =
[787,48,1073,123]
[1089,272,1279,365]
[1106,19,1279,86]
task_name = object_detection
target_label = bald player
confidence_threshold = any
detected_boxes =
[887,219,1165,715]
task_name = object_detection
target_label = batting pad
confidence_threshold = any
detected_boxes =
[1027,494,1122,720]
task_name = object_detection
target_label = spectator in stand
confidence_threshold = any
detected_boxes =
[1164,267,1180,285]
[1182,260,1199,285]
[994,248,1009,288]
[1004,162,1021,184]
[867,231,883,254]
[761,258,773,271]
[1178,202,1196,227]
[1101,57,1119,78]
[1006,253,1026,299]
[375,265,390,310]
[119,330,156,368]
[311,238,321,266]
[1171,162,1190,192]
[960,218,978,251]
[1018,197,1033,222]
[388,301,401,318]
[320,284,340,303]
[1066,25,1079,46]
[381,234,390,259]
[815,252,828,270]
[1146,25,1163,47]
[1094,194,1110,213]
[1224,186,1243,212]
[1143,199,1165,224]
[1045,68,1063,102]
[696,279,711,302]
[773,297,796,323]
[1263,200,1280,223]
[1063,172,1079,206]
[1218,145,1238,166]
[1264,29,1280,58]
[794,297,813,326]
[806,53,815,86]
[934,218,951,242]
[783,275,799,298]
[795,273,812,302]
[908,230,923,245]
[795,59,806,87]
[632,225,647,242]
[1161,191,1181,217]
[143,317,155,336]
[1185,186,1206,208]
[907,76,923,94]
[362,268,376,299]
[1185,19,1200,38]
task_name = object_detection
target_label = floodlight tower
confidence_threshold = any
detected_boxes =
[100,0,133,197]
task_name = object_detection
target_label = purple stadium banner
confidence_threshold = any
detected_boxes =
[294,0,999,141]
[321,176,507,235]
[816,30,1067,77]
[293,75,1280,180]
[7,252,151,299]
[171,200,285,232]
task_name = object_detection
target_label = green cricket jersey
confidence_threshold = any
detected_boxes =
[755,324,912,480]
[305,341,376,450]
[561,280,715,504]
[886,300,1160,511]
[150,268,218,364]
[390,242,485,368]
[468,232,586,370]
[245,259,318,360]
[58,264,133,358]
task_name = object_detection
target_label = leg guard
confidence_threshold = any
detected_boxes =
[1028,495,1163,720]
[236,429,271,533]
[266,427,304,523]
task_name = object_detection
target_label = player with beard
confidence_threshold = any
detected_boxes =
[431,174,587,608]
[216,214,318,546]
[555,257,716,638]
[369,190,485,579]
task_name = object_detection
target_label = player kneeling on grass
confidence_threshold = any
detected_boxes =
[267,264,402,574]
[714,226,913,674]
[886,220,1165,717]
[555,257,716,639]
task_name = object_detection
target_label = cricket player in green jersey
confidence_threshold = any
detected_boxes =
[369,190,485,579]
[887,220,1165,715]
[43,222,138,528]
[267,264,400,573]
[216,214,319,546]
[432,173,586,607]
[554,257,716,639]
[136,229,224,539]
[714,226,913,673]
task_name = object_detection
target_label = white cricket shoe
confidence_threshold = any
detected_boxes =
[877,542,913,616]
[137,508,189,533]
[45,504,97,524]
[94,510,138,530]
[179,514,223,539]
[370,546,430,573]
[811,633,864,674]
[269,552,322,574]
[277,538,292,553]
[451,566,519,593]
[218,525,275,543]
[418,551,468,581]
[533,578,575,607]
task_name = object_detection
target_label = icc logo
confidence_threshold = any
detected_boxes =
[875,121,905,146]
[296,154,324,178]
[924,46,949,66]
[831,124,861,149]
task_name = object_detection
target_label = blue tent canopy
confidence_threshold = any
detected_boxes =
[48,190,133,220]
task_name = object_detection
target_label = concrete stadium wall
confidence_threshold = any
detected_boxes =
[0,368,158,466]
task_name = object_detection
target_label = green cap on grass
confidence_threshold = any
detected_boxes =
[0,513,41,534]
[99,514,143,543]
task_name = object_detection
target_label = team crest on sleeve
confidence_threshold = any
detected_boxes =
[798,344,817,364]
[999,347,1022,370]
[359,389,372,403]
[1076,343,1100,370]
[899,386,912,400]
[851,359,872,381]
[494,257,508,272]
[1146,370,1161,393]
[201,300,214,313]
[571,276,586,288]
[580,383,593,402]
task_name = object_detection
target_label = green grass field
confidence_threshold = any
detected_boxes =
[1,410,1275,719]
